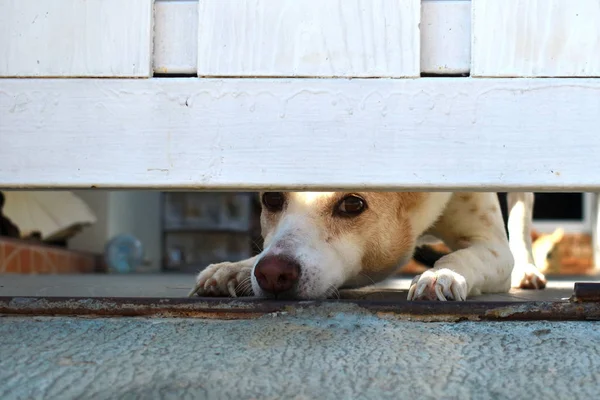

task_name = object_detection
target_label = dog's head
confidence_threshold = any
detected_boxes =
[251,192,429,299]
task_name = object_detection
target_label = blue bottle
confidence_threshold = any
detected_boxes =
[104,234,144,274]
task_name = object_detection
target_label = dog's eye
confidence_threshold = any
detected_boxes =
[336,195,366,217]
[262,192,285,211]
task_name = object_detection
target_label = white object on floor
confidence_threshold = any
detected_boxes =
[3,191,97,240]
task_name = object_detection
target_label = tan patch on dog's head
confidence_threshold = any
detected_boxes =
[256,192,426,296]
[358,193,424,278]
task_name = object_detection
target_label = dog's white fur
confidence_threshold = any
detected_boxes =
[507,192,548,289]
[190,191,546,301]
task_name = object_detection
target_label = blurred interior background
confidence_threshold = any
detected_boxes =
[0,191,597,279]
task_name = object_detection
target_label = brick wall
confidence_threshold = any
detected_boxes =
[0,237,100,274]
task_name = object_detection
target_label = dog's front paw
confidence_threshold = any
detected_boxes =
[407,268,468,301]
[511,263,547,290]
[188,262,253,298]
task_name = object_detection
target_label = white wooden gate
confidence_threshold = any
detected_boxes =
[1,0,599,191]
[2,0,599,269]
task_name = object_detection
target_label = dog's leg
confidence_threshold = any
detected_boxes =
[408,193,513,301]
[188,256,257,297]
[507,192,547,289]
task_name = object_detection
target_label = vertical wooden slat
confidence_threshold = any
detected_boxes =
[420,0,471,75]
[0,0,153,77]
[154,0,198,75]
[197,0,420,78]
[472,0,600,77]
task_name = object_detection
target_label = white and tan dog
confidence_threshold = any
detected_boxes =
[189,192,546,301]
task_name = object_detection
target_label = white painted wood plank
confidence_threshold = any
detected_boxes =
[1,78,600,190]
[472,0,600,77]
[196,0,420,77]
[421,0,471,75]
[152,0,472,76]
[0,0,153,77]
[154,0,198,75]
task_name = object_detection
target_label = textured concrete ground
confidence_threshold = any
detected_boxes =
[1,305,599,400]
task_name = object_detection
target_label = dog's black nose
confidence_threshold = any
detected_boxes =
[254,255,300,294]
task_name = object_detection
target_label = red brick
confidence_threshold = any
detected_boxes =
[54,252,68,273]
[73,255,92,273]
[4,250,21,273]
[33,250,51,273]
[20,248,32,274]
[4,242,17,258]
[0,239,99,275]
[47,250,59,273]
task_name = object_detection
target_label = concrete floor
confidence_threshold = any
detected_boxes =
[1,312,599,400]
[1,274,599,399]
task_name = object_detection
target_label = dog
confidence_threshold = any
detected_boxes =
[412,192,548,290]
[189,192,546,301]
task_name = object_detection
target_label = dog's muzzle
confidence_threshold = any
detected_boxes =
[254,255,301,294]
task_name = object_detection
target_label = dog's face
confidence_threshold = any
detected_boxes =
[251,192,427,299]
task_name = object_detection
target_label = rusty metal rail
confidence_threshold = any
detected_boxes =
[1,295,600,321]
[1,282,598,321]
[571,282,600,303]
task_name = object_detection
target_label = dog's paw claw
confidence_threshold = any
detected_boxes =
[511,263,547,290]
[188,262,253,298]
[407,268,468,301]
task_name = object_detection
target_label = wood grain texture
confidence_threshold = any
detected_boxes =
[472,0,600,77]
[154,0,198,75]
[421,0,471,75]
[197,0,420,77]
[0,0,153,77]
[1,78,600,190]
